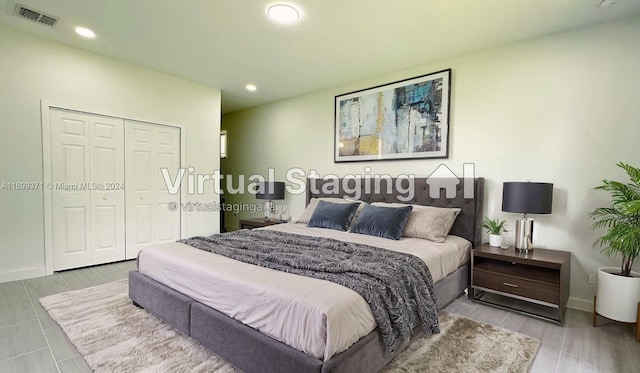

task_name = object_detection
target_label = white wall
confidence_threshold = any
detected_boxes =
[221,16,640,310]
[0,25,221,282]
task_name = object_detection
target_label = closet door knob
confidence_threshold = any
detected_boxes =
[140,196,144,200]
[103,196,108,201]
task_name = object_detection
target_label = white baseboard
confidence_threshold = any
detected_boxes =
[0,267,46,283]
[567,296,594,312]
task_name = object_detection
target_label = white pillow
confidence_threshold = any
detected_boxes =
[371,202,461,243]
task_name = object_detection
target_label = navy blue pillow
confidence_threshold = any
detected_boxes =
[350,204,413,240]
[307,200,360,231]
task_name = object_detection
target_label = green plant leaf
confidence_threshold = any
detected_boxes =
[481,217,508,235]
[591,162,640,275]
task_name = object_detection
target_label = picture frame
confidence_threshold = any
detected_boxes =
[334,69,451,163]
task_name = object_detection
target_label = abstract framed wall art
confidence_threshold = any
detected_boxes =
[334,69,451,162]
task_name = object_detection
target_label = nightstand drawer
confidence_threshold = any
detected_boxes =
[473,270,559,305]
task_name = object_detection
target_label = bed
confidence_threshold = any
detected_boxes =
[129,177,484,373]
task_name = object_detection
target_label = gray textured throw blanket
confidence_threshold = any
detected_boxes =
[180,230,440,353]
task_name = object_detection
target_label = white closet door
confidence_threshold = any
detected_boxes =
[50,110,126,270]
[155,125,182,244]
[125,121,181,259]
[89,115,126,264]
[50,110,92,270]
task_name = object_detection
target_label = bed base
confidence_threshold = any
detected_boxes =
[128,263,469,373]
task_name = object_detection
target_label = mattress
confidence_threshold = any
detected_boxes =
[137,223,470,361]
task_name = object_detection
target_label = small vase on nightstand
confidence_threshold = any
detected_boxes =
[482,217,508,248]
[489,234,503,248]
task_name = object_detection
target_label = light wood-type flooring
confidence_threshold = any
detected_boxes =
[0,260,638,372]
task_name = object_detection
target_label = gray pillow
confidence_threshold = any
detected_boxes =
[372,202,461,242]
[307,200,360,231]
[350,204,413,240]
[297,197,356,224]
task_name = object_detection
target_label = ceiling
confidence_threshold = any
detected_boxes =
[1,0,639,113]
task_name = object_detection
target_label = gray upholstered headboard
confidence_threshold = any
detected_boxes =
[306,177,485,247]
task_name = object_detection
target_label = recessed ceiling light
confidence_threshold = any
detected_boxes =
[246,84,257,92]
[75,26,95,39]
[267,4,300,23]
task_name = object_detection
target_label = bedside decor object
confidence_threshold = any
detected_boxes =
[334,69,451,162]
[255,181,285,222]
[481,217,508,248]
[590,162,640,331]
[502,182,553,253]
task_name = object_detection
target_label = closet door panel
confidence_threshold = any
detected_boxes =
[89,116,125,264]
[134,204,153,244]
[125,121,181,259]
[62,207,89,253]
[94,205,118,253]
[50,109,92,271]
[156,126,181,243]
[126,123,156,259]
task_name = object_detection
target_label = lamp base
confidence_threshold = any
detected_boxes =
[264,201,272,222]
[514,218,534,253]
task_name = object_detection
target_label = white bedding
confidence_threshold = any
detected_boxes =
[137,223,470,361]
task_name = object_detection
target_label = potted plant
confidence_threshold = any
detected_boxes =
[590,162,640,323]
[482,217,508,248]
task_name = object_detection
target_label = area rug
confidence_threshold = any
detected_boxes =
[40,280,539,372]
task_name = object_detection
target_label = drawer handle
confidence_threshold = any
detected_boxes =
[503,282,519,288]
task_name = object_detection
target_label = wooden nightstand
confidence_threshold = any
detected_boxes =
[470,244,570,324]
[239,218,280,230]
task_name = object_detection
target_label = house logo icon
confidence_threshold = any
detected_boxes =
[425,163,475,199]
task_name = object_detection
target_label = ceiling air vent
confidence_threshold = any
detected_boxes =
[14,4,59,27]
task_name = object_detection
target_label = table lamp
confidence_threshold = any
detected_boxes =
[502,182,553,253]
[255,181,285,222]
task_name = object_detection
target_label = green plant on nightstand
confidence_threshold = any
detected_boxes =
[590,162,640,325]
[482,217,508,247]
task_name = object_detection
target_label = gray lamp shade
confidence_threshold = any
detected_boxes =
[502,182,553,214]
[255,181,285,200]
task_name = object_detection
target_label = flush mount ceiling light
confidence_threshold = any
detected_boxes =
[267,4,300,23]
[246,84,257,92]
[75,26,95,38]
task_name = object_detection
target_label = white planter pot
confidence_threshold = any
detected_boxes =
[489,234,503,247]
[596,267,640,323]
